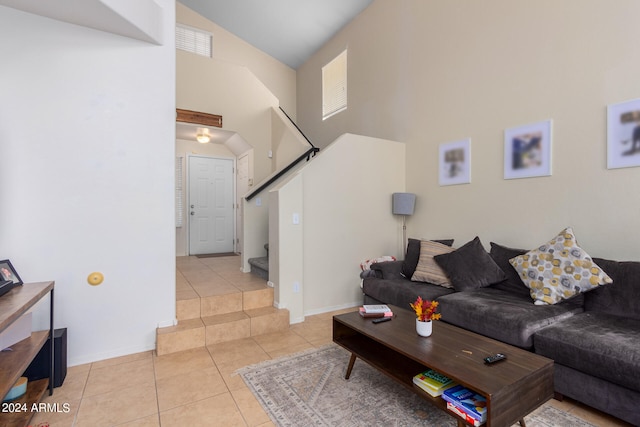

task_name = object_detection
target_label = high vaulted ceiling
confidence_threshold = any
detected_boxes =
[178,0,373,69]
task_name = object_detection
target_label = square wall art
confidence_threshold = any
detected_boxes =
[504,120,552,179]
[439,138,471,186]
[607,98,640,169]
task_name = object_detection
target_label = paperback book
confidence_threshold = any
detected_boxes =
[362,304,391,314]
[359,307,393,318]
[441,385,487,422]
[446,402,484,426]
[412,369,456,397]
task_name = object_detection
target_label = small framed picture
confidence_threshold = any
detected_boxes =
[0,260,23,285]
[504,120,552,179]
[607,98,640,169]
[439,138,471,186]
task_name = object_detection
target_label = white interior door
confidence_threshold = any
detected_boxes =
[189,156,234,255]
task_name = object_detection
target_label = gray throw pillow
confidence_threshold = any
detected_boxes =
[434,237,506,291]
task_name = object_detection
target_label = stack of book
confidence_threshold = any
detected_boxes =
[441,385,487,426]
[359,304,393,318]
[412,369,457,397]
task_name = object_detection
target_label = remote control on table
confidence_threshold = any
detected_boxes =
[484,353,506,364]
[372,317,392,324]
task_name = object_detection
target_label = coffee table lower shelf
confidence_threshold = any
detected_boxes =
[334,333,466,423]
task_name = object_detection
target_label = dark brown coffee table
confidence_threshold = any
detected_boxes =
[333,306,553,427]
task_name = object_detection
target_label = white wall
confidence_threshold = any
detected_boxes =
[0,3,176,365]
[297,0,640,261]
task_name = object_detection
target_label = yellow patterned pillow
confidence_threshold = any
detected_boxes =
[509,227,613,305]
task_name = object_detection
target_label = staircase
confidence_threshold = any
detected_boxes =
[156,255,289,356]
[247,243,269,280]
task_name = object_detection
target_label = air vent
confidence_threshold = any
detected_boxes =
[176,24,212,58]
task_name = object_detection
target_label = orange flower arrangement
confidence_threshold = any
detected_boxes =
[410,296,441,322]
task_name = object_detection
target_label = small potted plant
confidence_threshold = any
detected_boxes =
[410,296,441,337]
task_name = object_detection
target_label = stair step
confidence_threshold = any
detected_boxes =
[157,307,290,354]
[247,256,269,280]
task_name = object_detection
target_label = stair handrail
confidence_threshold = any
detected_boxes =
[245,108,319,201]
[246,146,319,201]
[278,106,316,150]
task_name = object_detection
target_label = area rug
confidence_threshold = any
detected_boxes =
[237,345,596,427]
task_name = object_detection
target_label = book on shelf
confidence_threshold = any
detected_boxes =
[441,385,487,423]
[446,402,484,426]
[359,306,393,318]
[412,369,456,396]
[362,304,391,314]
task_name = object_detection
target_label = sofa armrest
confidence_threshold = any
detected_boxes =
[370,260,405,280]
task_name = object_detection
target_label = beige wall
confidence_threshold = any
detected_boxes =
[269,134,406,320]
[297,0,640,261]
[177,2,296,117]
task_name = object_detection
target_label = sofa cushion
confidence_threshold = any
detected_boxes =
[434,237,506,291]
[438,288,583,349]
[509,227,613,305]
[534,312,640,392]
[370,260,404,281]
[411,240,455,287]
[402,238,454,278]
[488,242,531,297]
[362,277,455,311]
[585,258,640,321]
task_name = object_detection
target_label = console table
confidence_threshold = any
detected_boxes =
[0,281,54,427]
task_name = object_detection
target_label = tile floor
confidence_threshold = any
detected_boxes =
[29,257,633,427]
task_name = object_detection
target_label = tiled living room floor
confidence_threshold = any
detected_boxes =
[28,258,633,427]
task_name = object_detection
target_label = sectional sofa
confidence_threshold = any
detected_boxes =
[362,231,640,426]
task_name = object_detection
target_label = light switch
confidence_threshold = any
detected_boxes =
[256,197,261,206]
[292,213,300,225]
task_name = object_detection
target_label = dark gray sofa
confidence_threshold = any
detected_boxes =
[362,240,640,426]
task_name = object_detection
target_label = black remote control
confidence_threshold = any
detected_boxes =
[484,353,506,364]
[372,317,392,324]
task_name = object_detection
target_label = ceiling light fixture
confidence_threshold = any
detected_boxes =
[196,128,210,144]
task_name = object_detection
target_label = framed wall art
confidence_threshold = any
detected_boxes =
[607,98,640,169]
[504,120,552,179]
[0,259,22,286]
[439,138,471,186]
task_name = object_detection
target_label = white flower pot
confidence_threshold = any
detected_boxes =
[416,319,432,337]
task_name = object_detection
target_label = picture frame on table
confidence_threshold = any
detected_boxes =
[0,259,23,286]
[504,119,552,180]
[439,138,471,186]
[607,98,640,170]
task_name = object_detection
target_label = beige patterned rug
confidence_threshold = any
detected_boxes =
[238,345,595,427]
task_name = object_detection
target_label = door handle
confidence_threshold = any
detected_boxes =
[190,212,195,215]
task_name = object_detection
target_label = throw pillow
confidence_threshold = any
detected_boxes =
[434,237,507,291]
[402,238,454,278]
[410,240,456,287]
[488,242,531,297]
[509,227,613,305]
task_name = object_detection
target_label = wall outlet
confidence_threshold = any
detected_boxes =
[293,281,300,293]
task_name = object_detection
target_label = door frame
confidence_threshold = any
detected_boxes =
[186,153,237,255]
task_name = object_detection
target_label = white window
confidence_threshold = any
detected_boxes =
[322,49,347,120]
[176,24,212,58]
